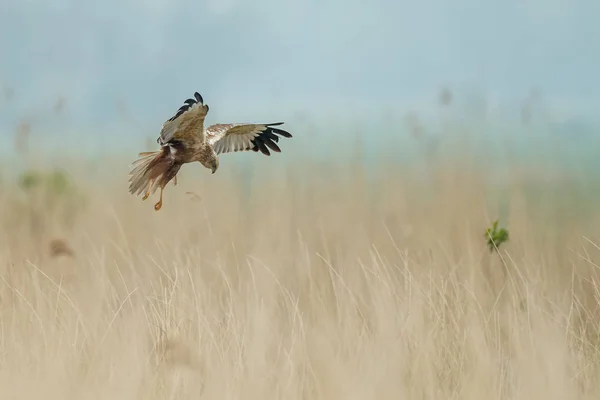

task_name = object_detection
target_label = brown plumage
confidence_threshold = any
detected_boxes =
[128,91,293,211]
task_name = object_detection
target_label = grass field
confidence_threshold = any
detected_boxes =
[1,122,600,399]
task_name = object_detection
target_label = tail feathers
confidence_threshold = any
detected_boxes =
[128,150,166,197]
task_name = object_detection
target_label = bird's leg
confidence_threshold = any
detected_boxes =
[142,178,155,201]
[154,186,164,211]
[173,175,177,186]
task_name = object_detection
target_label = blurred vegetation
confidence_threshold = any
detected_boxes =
[8,168,87,245]
[18,167,86,211]
[19,169,73,196]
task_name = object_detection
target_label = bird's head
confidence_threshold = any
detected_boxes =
[211,157,219,174]
[199,146,219,174]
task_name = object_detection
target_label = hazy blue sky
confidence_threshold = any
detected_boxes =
[1,0,598,153]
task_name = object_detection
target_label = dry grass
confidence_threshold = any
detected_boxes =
[1,143,600,400]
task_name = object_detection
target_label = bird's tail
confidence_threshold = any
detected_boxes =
[128,150,167,197]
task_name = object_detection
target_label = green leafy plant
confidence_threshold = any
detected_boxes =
[484,219,509,252]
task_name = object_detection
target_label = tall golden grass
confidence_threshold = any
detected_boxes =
[1,135,600,399]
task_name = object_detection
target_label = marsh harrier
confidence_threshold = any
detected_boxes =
[128,92,293,210]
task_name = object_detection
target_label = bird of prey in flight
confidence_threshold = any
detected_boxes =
[128,91,293,211]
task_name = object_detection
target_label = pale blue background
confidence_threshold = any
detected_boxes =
[1,0,598,158]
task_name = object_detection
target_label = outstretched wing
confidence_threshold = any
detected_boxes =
[158,92,209,146]
[205,122,292,156]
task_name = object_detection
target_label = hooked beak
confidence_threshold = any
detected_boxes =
[211,166,217,174]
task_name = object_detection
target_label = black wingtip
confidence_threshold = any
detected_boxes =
[263,138,281,153]
[270,127,292,138]
[166,91,207,122]
[263,122,292,138]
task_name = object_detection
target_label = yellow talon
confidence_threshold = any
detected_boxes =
[142,178,155,201]
[154,187,164,211]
